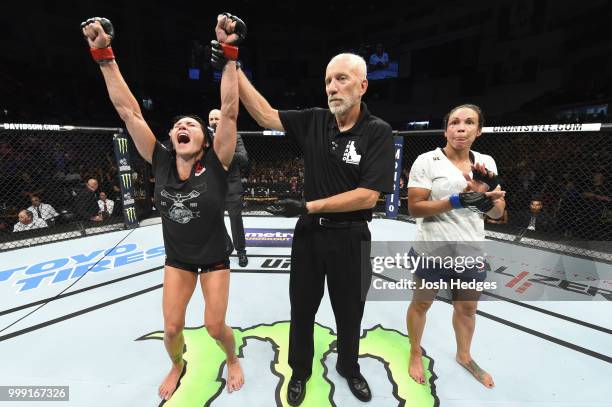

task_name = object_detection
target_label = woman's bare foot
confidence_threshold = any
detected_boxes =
[226,357,244,392]
[159,360,185,400]
[408,351,426,384]
[456,356,494,388]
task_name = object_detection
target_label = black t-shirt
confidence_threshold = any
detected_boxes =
[152,142,228,264]
[279,103,394,221]
[74,186,99,220]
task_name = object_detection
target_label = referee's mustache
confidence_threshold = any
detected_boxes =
[328,96,344,103]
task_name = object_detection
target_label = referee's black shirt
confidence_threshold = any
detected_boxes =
[279,102,394,221]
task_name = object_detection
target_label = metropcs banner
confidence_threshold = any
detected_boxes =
[245,228,294,247]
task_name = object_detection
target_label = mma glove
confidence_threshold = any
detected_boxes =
[266,199,308,218]
[211,12,246,70]
[211,40,243,70]
[81,17,115,63]
[471,167,500,191]
[449,192,494,214]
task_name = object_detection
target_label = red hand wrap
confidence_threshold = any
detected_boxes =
[220,43,239,60]
[90,47,115,62]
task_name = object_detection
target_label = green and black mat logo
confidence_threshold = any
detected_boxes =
[137,321,438,406]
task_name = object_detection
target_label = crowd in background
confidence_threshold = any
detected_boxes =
[1,126,610,242]
[243,159,304,199]
[0,135,151,236]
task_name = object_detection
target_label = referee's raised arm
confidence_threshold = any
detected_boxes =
[237,68,284,131]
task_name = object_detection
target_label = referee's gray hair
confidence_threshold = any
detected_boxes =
[328,53,367,80]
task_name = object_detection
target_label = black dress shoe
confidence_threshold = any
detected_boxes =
[336,366,372,402]
[287,377,308,406]
[238,253,248,267]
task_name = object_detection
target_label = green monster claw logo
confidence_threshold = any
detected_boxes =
[120,173,132,188]
[117,137,129,155]
[125,207,137,223]
[137,322,438,406]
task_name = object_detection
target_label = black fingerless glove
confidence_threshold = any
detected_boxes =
[220,12,247,45]
[266,199,308,217]
[80,17,115,38]
[472,168,500,191]
[80,17,115,63]
[449,192,494,214]
[210,13,247,70]
[210,40,241,70]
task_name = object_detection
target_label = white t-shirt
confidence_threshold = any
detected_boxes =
[13,218,48,232]
[98,199,115,215]
[27,203,58,221]
[407,147,498,241]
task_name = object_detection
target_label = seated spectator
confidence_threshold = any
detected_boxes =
[525,197,555,233]
[368,43,389,71]
[27,195,59,223]
[74,178,103,222]
[98,191,115,219]
[13,209,47,232]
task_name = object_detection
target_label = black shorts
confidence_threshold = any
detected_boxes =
[414,258,487,283]
[165,257,230,274]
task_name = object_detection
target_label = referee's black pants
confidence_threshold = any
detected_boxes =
[225,192,246,254]
[289,215,372,380]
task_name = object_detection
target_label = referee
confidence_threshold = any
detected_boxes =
[237,53,394,405]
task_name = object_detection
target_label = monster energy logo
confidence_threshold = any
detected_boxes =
[125,207,137,223]
[119,157,131,172]
[138,321,437,406]
[120,173,132,188]
[117,137,129,155]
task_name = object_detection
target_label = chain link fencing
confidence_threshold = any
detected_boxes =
[396,124,612,260]
[2,122,610,261]
[237,124,612,259]
[0,124,151,251]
